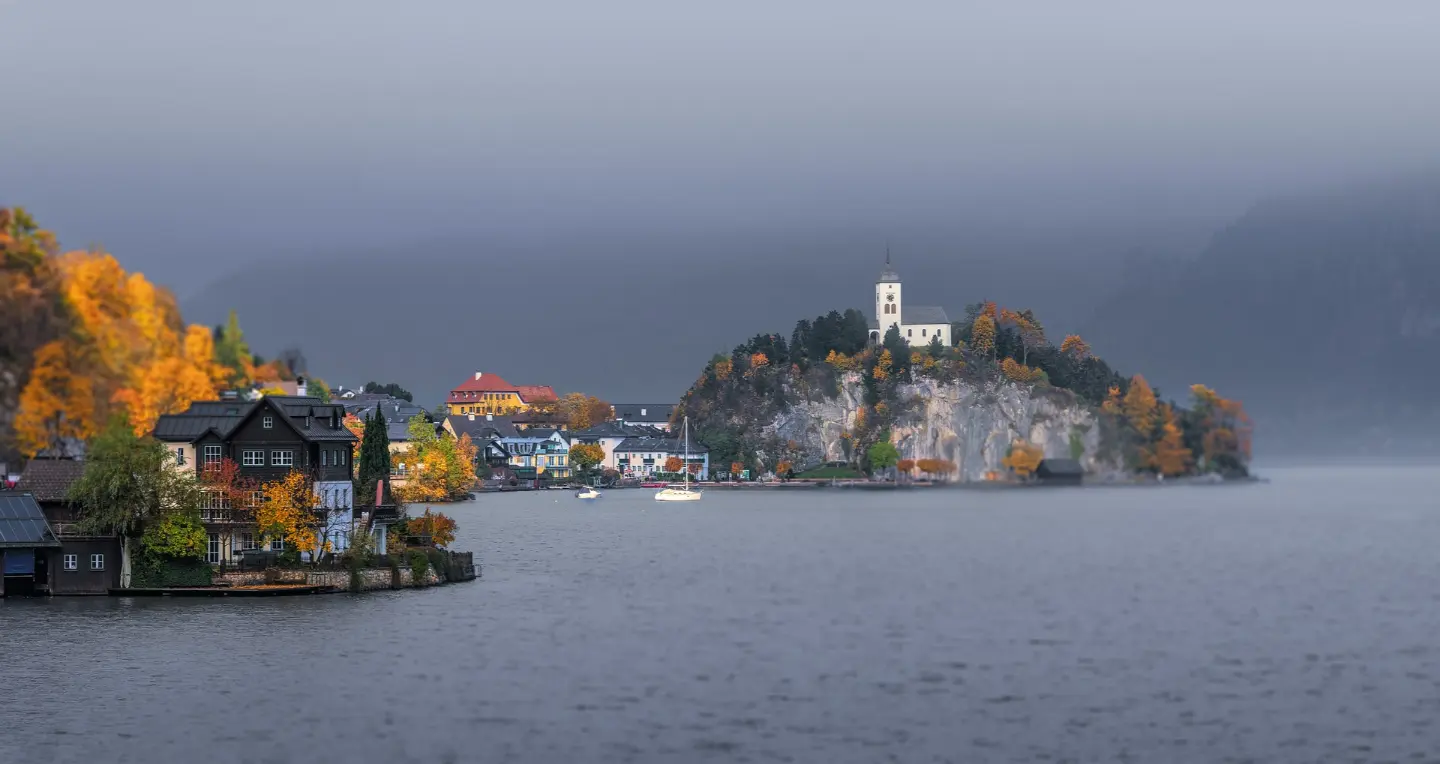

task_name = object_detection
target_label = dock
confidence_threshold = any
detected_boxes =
[110,585,330,597]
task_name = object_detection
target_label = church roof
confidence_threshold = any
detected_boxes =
[878,266,900,283]
[903,306,950,325]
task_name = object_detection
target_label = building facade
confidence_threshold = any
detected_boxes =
[611,436,710,480]
[446,372,557,417]
[153,395,357,565]
[869,256,952,347]
[14,459,122,595]
[610,404,676,432]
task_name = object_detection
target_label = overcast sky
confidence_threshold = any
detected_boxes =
[5,1,1440,296]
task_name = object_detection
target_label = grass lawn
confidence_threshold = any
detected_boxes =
[793,465,866,479]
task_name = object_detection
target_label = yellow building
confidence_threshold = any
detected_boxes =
[446,372,556,416]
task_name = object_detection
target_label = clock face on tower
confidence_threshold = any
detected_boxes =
[886,294,895,302]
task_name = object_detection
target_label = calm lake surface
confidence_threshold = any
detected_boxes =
[5,466,1440,763]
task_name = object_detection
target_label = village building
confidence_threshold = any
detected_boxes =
[446,371,557,417]
[611,436,710,479]
[610,404,676,432]
[0,492,63,597]
[569,421,669,471]
[14,459,121,595]
[869,254,952,346]
[152,395,357,565]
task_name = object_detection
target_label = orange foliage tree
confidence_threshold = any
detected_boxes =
[343,413,366,461]
[1122,375,1159,440]
[1152,404,1193,477]
[872,349,892,381]
[1190,384,1252,473]
[714,358,734,381]
[1001,357,1042,384]
[971,315,996,361]
[775,460,793,478]
[730,461,746,479]
[664,456,684,473]
[825,350,859,372]
[257,470,320,554]
[558,392,613,430]
[14,341,95,457]
[896,458,915,475]
[408,507,458,548]
[1002,439,1044,479]
[1060,334,1092,360]
[1101,385,1123,416]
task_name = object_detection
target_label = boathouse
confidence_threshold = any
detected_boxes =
[16,459,123,594]
[1036,458,1085,485]
[0,492,63,597]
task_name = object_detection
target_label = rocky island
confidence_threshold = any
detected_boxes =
[680,264,1251,483]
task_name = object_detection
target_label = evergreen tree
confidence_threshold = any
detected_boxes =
[881,325,911,383]
[213,310,251,387]
[357,410,392,489]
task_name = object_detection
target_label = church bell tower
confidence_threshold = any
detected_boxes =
[876,248,903,338]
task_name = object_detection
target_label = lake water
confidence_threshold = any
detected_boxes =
[5,466,1440,763]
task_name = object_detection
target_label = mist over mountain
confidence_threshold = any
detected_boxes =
[182,222,1206,408]
[1084,173,1440,455]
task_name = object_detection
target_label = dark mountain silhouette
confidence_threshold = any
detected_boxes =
[1085,173,1440,455]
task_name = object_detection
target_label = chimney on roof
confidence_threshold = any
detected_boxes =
[296,376,307,397]
[486,413,493,421]
[475,371,483,380]
[468,413,475,421]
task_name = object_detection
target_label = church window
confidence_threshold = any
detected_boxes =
[922,328,927,336]
[907,329,912,337]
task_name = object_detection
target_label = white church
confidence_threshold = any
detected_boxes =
[870,255,952,346]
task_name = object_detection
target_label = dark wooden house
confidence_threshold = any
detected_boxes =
[153,395,357,565]
[15,459,122,594]
[0,492,63,597]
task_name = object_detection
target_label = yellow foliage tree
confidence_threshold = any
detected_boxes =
[873,349,892,381]
[1122,375,1159,439]
[714,358,733,380]
[1101,385,1122,415]
[257,470,319,554]
[1060,334,1092,359]
[1002,439,1044,479]
[1153,404,1193,477]
[14,341,95,457]
[558,392,613,430]
[825,349,858,371]
[1001,357,1041,384]
[971,315,996,360]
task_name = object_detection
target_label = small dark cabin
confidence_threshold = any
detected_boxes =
[1036,458,1084,485]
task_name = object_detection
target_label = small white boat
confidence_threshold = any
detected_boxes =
[655,416,702,503]
[575,487,601,500]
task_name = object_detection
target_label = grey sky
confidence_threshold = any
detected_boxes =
[5,1,1440,294]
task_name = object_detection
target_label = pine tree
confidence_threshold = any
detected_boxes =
[357,411,392,490]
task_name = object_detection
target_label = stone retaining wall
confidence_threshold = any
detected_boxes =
[214,565,444,593]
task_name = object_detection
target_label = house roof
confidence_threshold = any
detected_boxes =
[154,397,355,444]
[0,493,62,548]
[516,385,557,403]
[449,372,519,394]
[902,306,951,326]
[447,414,519,441]
[611,404,675,423]
[613,437,709,455]
[571,421,665,440]
[15,460,86,503]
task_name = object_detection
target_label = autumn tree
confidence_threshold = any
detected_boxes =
[570,443,605,477]
[0,208,68,462]
[1152,405,1194,477]
[343,413,366,461]
[1002,439,1045,479]
[14,341,95,457]
[664,456,684,474]
[971,314,996,361]
[1060,334,1092,360]
[558,392,613,430]
[1001,357,1042,384]
[896,458,915,478]
[1122,375,1159,440]
[775,460,793,479]
[873,348,893,381]
[730,461,746,480]
[407,508,458,547]
[257,470,320,554]
[1190,384,1252,475]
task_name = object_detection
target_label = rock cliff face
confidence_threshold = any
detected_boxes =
[767,374,1121,481]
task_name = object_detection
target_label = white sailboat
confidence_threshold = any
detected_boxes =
[655,416,703,502]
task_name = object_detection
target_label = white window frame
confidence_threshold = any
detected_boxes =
[175,448,186,466]
[203,445,222,467]
[63,554,78,571]
[271,450,294,467]
[242,449,264,466]
[322,449,329,467]
[90,554,105,571]
[263,416,274,429]
[270,538,285,552]
[337,449,345,466]
[242,532,258,550]
[207,533,222,564]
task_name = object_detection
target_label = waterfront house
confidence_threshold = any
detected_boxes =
[343,395,430,485]
[570,421,668,470]
[0,492,62,597]
[442,413,515,473]
[15,459,121,594]
[152,395,357,565]
[611,404,677,432]
[612,436,710,480]
[446,371,557,416]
